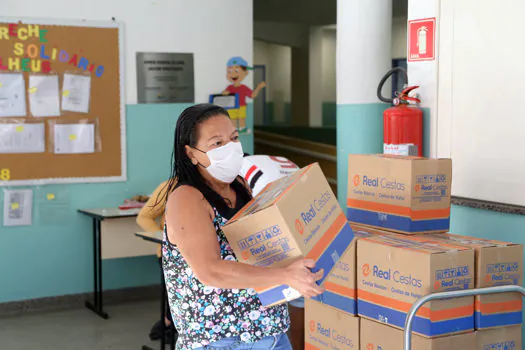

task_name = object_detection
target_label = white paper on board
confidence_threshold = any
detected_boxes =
[28,75,60,117]
[61,74,91,113]
[0,123,45,153]
[54,123,95,154]
[0,73,26,117]
[3,189,33,226]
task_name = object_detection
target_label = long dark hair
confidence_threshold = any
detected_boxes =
[161,103,251,214]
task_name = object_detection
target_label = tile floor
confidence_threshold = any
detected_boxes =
[0,300,164,349]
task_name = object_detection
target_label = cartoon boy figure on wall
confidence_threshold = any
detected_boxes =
[222,56,266,133]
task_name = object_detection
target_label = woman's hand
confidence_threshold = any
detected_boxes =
[283,259,325,298]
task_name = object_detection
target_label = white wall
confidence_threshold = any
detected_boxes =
[309,27,324,126]
[322,29,337,102]
[254,21,309,49]
[408,0,440,156]
[309,27,337,127]
[253,41,292,103]
[2,0,253,104]
[253,40,291,123]
[436,0,525,206]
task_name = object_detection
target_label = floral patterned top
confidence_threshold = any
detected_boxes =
[162,208,290,350]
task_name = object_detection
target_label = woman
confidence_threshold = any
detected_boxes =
[136,181,177,343]
[162,104,324,349]
[138,154,299,344]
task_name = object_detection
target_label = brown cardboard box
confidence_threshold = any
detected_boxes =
[313,224,387,315]
[360,318,476,350]
[305,299,360,350]
[357,233,475,337]
[477,325,522,350]
[347,154,452,234]
[223,163,355,307]
[416,233,523,329]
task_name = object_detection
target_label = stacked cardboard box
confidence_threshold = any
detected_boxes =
[360,318,476,350]
[412,233,524,349]
[412,233,523,330]
[305,225,385,349]
[356,228,475,337]
[347,154,452,234]
[305,298,360,350]
[477,325,522,350]
[343,154,523,348]
[311,225,381,315]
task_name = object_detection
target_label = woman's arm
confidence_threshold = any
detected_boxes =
[136,180,170,232]
[166,186,324,297]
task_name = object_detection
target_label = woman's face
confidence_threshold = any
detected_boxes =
[187,114,239,167]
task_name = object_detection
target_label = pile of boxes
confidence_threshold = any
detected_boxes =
[223,156,523,349]
[306,154,522,349]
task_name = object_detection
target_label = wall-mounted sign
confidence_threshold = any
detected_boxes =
[408,18,436,62]
[136,52,194,103]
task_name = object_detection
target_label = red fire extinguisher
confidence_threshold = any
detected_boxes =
[377,67,423,157]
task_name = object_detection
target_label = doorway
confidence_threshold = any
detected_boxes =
[253,65,267,126]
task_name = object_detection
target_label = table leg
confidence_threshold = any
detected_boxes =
[168,294,175,350]
[160,270,167,349]
[85,218,109,319]
[170,322,175,348]
[160,258,175,349]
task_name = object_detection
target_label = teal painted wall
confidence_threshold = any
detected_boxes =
[254,126,336,145]
[322,102,337,127]
[259,102,337,127]
[263,102,292,126]
[0,104,254,303]
[336,103,386,209]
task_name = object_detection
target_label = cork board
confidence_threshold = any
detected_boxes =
[0,18,125,185]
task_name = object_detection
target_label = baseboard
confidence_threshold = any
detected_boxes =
[0,284,161,317]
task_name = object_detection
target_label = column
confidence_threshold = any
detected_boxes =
[336,0,392,207]
[408,0,440,158]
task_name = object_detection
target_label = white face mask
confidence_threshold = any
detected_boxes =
[203,141,244,183]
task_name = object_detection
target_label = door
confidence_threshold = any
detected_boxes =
[392,59,408,97]
[253,65,267,126]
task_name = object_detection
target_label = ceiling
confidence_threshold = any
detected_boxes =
[254,0,408,26]
[254,0,337,26]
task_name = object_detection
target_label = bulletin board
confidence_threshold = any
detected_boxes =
[0,17,125,186]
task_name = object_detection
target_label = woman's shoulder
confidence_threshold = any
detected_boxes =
[166,185,214,221]
[169,184,202,202]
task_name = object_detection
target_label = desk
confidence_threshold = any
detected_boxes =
[135,231,176,350]
[78,208,157,319]
[135,231,163,244]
